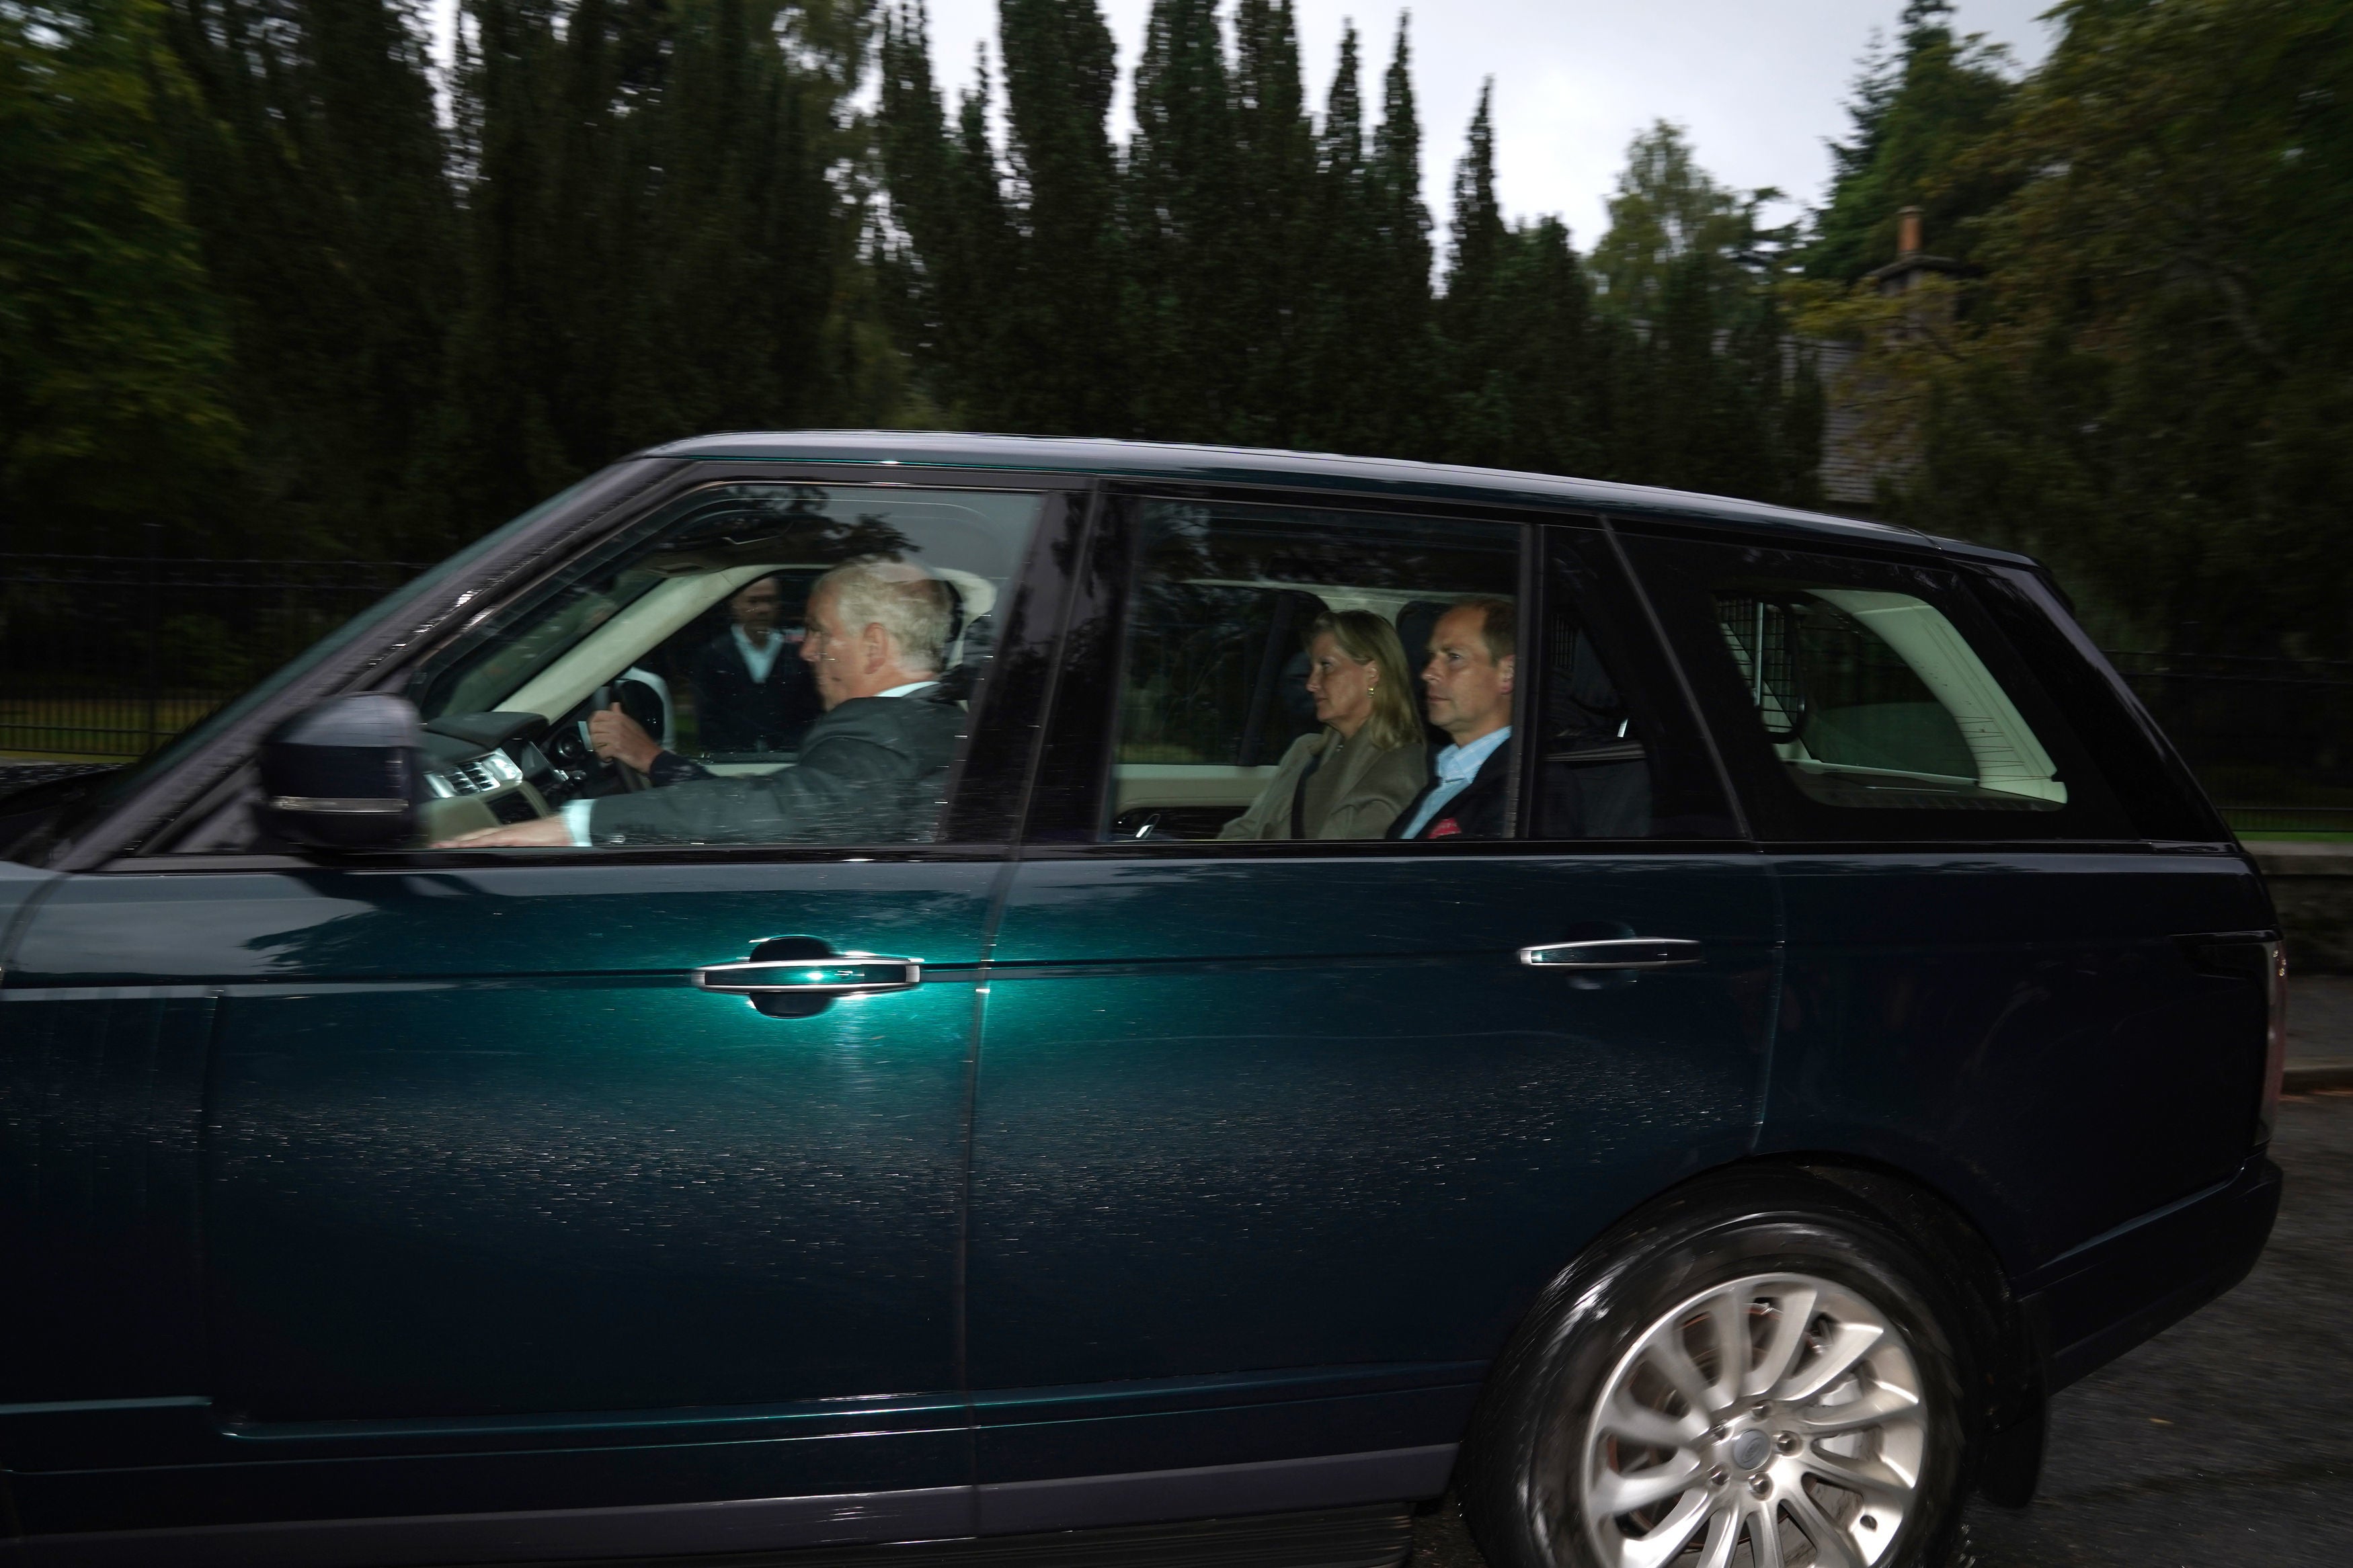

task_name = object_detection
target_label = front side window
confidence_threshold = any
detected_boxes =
[1107,500,1520,842]
[407,483,1039,850]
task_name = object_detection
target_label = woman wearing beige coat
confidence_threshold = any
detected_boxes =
[1218,610,1427,841]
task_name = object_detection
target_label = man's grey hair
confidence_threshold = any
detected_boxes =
[813,559,953,673]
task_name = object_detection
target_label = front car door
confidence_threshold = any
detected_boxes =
[963,493,1782,1528]
[0,466,1081,1559]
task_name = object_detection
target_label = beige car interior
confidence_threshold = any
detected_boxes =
[1111,577,1433,827]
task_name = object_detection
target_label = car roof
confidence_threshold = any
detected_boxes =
[643,430,2019,559]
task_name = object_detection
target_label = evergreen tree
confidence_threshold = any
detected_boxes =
[1360,14,1432,454]
[161,0,454,555]
[996,0,1124,434]
[1437,82,1509,464]
[877,10,1016,423]
[1126,0,1236,440]
[1226,0,1316,448]
[1,0,239,550]
[1807,0,2016,281]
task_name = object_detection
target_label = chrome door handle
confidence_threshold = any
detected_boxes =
[692,953,922,995]
[1519,938,1704,970]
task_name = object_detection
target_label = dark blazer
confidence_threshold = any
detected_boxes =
[1389,740,1514,841]
[688,632,821,755]
[584,688,961,846]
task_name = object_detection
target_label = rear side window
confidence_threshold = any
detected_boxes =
[1626,534,2129,841]
[1713,584,2065,811]
[1108,499,1519,842]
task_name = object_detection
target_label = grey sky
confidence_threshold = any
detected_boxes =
[429,1,2058,251]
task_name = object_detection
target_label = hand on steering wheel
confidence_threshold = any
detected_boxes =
[588,702,664,776]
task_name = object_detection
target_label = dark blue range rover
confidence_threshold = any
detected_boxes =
[0,436,2282,1568]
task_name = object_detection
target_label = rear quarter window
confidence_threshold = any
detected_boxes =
[1623,532,2133,843]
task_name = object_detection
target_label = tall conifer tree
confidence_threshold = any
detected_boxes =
[1227,0,1316,447]
[1127,0,1237,440]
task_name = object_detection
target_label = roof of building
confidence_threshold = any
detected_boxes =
[641,429,1989,555]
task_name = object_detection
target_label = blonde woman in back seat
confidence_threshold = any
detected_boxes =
[1218,609,1427,841]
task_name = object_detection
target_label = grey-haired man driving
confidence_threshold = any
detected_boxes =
[438,561,960,848]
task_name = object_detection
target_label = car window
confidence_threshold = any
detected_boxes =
[1105,499,1519,842]
[406,483,1039,850]
[1622,534,2128,841]
[1531,531,1741,840]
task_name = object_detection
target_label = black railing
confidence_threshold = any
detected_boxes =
[2107,651,2353,833]
[6,557,2352,834]
[0,554,430,761]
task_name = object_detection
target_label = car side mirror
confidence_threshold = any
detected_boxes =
[257,694,424,849]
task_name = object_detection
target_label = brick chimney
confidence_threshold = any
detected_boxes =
[1897,205,1924,257]
[1869,206,1964,298]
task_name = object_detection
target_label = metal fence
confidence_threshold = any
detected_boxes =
[2107,652,2353,834]
[0,554,428,762]
[5,556,2352,835]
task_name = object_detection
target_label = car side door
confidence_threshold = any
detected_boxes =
[960,498,1781,1528]
[0,470,1080,1559]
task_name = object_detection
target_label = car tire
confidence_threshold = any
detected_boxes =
[1460,1171,1971,1568]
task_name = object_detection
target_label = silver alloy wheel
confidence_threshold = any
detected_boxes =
[1577,1272,1927,1568]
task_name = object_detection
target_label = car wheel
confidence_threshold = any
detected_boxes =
[1460,1173,1969,1568]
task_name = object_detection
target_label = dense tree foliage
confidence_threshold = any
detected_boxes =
[3,0,1827,562]
[28,0,2338,669]
[1809,0,2353,655]
[2,0,239,537]
[873,1,1822,499]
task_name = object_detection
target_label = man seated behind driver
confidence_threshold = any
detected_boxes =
[440,561,959,848]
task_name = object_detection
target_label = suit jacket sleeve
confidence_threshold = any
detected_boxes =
[583,700,950,845]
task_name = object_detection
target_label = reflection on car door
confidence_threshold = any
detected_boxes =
[960,511,1780,1522]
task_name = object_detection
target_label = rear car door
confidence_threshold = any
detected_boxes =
[1619,528,2276,1380]
[0,472,1077,1557]
[961,496,1781,1526]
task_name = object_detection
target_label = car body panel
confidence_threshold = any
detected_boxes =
[1759,850,2274,1271]
[3,860,992,1524]
[967,851,1778,1479]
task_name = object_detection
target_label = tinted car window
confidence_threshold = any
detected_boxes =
[1107,499,1518,841]
[407,483,1039,849]
[1625,533,2130,841]
[1531,529,1741,840]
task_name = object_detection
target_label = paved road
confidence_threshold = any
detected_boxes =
[1411,1091,2353,1568]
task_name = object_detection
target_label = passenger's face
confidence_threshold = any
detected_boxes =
[1304,632,1378,739]
[1422,606,1514,743]
[732,579,783,641]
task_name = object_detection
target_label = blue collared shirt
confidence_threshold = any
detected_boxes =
[1399,725,1512,839]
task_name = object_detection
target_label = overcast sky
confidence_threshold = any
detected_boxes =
[430,1,2059,249]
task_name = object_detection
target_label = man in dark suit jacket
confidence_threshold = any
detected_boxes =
[688,575,822,755]
[440,563,961,848]
[1391,595,1517,841]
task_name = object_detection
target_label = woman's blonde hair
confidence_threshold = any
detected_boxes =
[1310,609,1422,752]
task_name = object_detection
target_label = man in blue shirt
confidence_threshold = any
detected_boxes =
[1394,595,1517,841]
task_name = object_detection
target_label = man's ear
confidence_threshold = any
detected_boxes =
[1497,653,1516,694]
[860,620,890,675]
